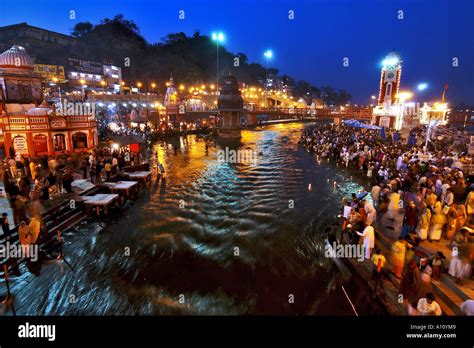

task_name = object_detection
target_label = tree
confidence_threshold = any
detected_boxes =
[71,22,94,37]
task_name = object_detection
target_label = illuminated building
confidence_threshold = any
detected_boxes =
[372,51,417,131]
[419,102,449,126]
[0,45,97,158]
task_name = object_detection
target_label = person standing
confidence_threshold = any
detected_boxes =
[390,237,407,279]
[105,161,112,181]
[1,212,10,239]
[401,200,418,238]
[416,203,431,240]
[29,160,37,181]
[371,248,386,297]
[356,224,375,260]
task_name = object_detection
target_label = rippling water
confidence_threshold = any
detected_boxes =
[8,122,380,315]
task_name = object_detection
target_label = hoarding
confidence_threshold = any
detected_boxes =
[67,58,103,74]
[34,64,65,80]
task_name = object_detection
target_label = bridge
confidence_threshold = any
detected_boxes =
[181,108,373,123]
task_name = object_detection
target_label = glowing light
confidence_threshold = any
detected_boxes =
[382,57,399,67]
[136,82,142,88]
[264,49,273,59]
[397,91,413,101]
[417,83,428,91]
[211,31,225,42]
[151,83,156,88]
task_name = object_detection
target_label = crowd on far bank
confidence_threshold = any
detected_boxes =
[301,123,474,316]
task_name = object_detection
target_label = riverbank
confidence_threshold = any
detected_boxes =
[303,123,473,316]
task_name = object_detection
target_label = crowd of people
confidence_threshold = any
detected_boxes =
[301,123,474,316]
[0,146,144,239]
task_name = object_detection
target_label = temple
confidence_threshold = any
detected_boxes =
[0,45,98,158]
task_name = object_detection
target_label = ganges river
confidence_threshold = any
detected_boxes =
[7,122,386,315]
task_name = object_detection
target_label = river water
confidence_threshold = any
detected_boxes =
[8,122,383,315]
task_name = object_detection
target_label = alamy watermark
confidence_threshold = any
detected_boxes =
[55,99,96,116]
[216,147,258,166]
[325,241,365,262]
[0,242,39,262]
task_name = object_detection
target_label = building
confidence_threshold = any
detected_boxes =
[102,64,122,91]
[0,45,97,158]
[65,58,105,89]
[0,45,43,104]
[447,107,474,134]
[218,73,243,139]
[0,23,78,48]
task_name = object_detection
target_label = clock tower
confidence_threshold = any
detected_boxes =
[378,51,402,107]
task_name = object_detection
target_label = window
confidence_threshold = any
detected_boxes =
[53,134,66,152]
[72,132,87,149]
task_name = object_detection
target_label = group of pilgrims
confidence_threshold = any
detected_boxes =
[300,123,474,316]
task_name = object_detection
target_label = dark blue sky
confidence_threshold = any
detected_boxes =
[1,0,473,104]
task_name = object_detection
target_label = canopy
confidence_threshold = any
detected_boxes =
[343,119,381,130]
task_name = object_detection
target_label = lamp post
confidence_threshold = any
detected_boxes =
[371,95,377,107]
[211,32,225,96]
[151,82,156,94]
[263,49,273,109]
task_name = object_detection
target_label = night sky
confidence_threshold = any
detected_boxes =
[1,0,473,105]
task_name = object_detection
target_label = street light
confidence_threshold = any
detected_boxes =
[211,31,225,96]
[417,82,428,91]
[136,82,142,93]
[263,49,273,108]
[371,95,377,107]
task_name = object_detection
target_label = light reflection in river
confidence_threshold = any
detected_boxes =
[6,122,379,316]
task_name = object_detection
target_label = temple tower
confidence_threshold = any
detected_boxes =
[218,73,242,139]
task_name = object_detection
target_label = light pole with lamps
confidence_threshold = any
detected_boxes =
[211,31,225,96]
[263,49,273,109]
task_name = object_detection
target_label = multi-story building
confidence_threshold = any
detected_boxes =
[0,23,78,49]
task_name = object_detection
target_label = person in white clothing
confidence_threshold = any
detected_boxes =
[364,201,377,226]
[417,293,442,316]
[357,224,375,260]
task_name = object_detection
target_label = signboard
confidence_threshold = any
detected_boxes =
[34,64,65,80]
[13,135,28,154]
[67,58,103,74]
[50,117,67,129]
